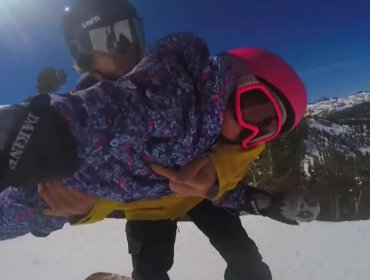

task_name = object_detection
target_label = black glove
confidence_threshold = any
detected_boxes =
[0,94,79,191]
[241,188,320,225]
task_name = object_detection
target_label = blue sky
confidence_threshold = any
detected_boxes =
[0,0,370,104]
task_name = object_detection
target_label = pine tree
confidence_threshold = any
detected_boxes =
[36,67,67,94]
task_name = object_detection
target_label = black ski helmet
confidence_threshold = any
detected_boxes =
[62,0,145,70]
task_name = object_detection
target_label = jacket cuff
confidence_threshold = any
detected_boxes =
[209,143,265,199]
[70,199,120,226]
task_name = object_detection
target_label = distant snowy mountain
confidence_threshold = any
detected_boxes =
[305,91,370,160]
[307,91,370,117]
[249,91,370,221]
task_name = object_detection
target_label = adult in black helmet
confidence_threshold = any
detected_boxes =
[37,1,272,279]
[62,0,145,77]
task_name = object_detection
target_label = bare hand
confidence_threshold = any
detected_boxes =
[152,156,218,198]
[38,181,97,217]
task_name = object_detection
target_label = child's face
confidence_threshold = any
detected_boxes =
[220,105,243,142]
[220,103,277,143]
[220,84,284,149]
[241,95,277,129]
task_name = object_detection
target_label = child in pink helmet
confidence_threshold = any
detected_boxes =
[0,32,308,239]
[220,47,306,149]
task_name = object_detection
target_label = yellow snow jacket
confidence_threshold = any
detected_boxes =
[74,143,264,225]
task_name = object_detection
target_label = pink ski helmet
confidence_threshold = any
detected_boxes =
[228,48,307,132]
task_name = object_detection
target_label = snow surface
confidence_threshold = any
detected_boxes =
[1,217,370,280]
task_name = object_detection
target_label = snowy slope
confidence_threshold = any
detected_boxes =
[1,217,370,280]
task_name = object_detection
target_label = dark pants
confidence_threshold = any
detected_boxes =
[126,219,177,280]
[126,200,272,280]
